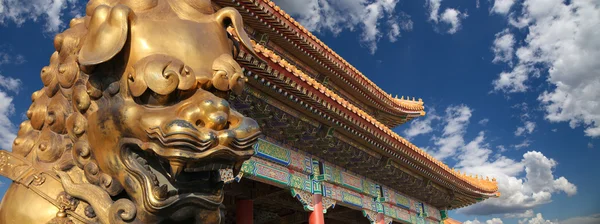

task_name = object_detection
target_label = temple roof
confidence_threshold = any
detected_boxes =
[250,42,499,195]
[215,0,425,128]
[444,218,463,224]
[221,0,500,208]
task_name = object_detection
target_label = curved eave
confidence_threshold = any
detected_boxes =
[214,0,425,123]
[241,42,499,196]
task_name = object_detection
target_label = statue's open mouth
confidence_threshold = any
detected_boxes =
[118,134,257,211]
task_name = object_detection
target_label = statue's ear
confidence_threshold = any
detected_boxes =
[79,4,135,66]
[214,7,259,59]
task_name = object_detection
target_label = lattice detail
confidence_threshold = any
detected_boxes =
[362,210,377,222]
[234,172,244,182]
[291,189,314,211]
[384,216,393,224]
[322,197,336,213]
[219,169,235,184]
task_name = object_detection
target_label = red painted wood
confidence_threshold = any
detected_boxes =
[236,199,253,224]
[376,213,385,224]
[309,194,325,224]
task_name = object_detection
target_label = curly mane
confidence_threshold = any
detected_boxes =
[13,17,91,168]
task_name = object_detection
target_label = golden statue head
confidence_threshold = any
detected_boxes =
[7,0,261,222]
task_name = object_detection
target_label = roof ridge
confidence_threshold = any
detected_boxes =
[260,0,424,113]
[251,42,499,194]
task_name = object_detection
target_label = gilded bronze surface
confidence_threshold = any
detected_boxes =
[0,0,261,223]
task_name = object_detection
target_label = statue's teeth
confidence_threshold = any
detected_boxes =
[136,157,147,165]
[152,174,159,186]
[152,184,168,200]
[169,161,184,178]
[218,168,234,183]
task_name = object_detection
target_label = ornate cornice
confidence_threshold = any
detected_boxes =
[214,0,425,127]
[237,42,499,197]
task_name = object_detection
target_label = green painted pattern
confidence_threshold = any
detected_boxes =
[341,191,363,207]
[384,204,397,219]
[241,158,313,193]
[323,164,342,185]
[362,180,378,197]
[395,194,411,208]
[290,173,311,192]
[254,139,291,165]
[241,160,255,174]
[411,215,418,224]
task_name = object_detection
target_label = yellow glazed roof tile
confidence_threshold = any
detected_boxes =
[258,0,425,114]
[251,42,499,194]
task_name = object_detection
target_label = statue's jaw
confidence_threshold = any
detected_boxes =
[118,139,250,212]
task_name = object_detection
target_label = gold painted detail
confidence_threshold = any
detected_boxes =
[291,189,314,211]
[322,197,336,213]
[0,0,261,223]
[0,151,32,182]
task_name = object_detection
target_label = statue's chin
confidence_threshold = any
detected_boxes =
[118,142,228,213]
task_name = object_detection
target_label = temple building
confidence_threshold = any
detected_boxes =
[216,0,500,223]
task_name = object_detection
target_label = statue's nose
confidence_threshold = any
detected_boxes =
[178,97,231,131]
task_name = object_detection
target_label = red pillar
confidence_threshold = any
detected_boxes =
[309,194,325,224]
[236,199,253,224]
[376,213,385,224]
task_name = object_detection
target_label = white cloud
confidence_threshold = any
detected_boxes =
[418,105,577,216]
[552,177,577,196]
[515,121,536,136]
[493,64,530,93]
[426,0,442,22]
[0,90,16,150]
[518,213,557,224]
[513,139,532,149]
[486,213,600,224]
[0,51,25,66]
[387,20,401,42]
[430,105,472,160]
[492,29,515,64]
[465,218,504,224]
[458,151,577,216]
[492,0,600,137]
[506,209,534,218]
[497,145,507,152]
[559,213,600,224]
[404,109,440,139]
[0,74,21,93]
[492,0,516,15]
[387,13,412,43]
[0,0,82,33]
[274,0,411,54]
[587,142,593,149]
[479,118,490,126]
[440,8,467,34]
[425,0,468,34]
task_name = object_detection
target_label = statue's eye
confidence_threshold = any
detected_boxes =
[134,89,194,106]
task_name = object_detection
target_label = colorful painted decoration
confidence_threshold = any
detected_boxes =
[242,138,444,224]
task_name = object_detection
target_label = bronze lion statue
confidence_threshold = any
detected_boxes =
[0,0,261,223]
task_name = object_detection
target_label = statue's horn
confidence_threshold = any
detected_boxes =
[214,7,260,59]
[79,4,136,66]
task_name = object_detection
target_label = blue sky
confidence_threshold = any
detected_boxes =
[0,0,598,223]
